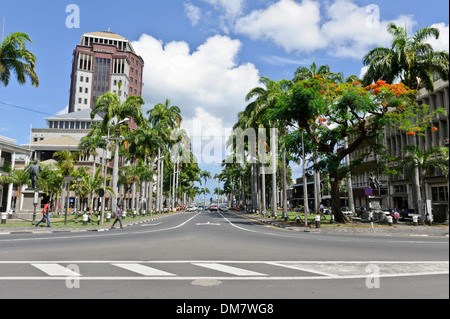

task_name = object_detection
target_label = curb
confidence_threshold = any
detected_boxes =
[0,214,173,236]
[237,213,450,237]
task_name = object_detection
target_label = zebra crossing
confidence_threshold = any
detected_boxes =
[0,261,448,281]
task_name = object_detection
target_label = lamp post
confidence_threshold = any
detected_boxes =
[111,118,130,219]
[99,118,129,225]
[74,175,82,223]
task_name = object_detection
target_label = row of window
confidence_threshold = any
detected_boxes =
[47,121,95,130]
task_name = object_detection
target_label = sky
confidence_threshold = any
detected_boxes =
[0,0,449,198]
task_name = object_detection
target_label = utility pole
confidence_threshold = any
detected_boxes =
[302,130,309,226]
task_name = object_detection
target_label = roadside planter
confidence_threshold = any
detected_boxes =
[315,215,321,228]
[387,215,393,226]
[1,213,7,224]
[83,214,88,226]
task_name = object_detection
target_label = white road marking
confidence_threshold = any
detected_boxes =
[31,263,81,277]
[192,263,267,276]
[0,261,446,281]
[112,263,175,276]
[141,222,162,227]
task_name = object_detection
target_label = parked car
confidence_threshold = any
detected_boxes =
[356,206,367,217]
[341,206,353,216]
[399,209,415,221]
[210,204,218,211]
[186,205,197,212]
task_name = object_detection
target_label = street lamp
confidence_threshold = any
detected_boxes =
[75,175,82,223]
[99,117,130,225]
[111,118,130,217]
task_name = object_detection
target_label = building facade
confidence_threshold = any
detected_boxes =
[68,30,145,113]
[0,136,32,213]
[349,77,449,222]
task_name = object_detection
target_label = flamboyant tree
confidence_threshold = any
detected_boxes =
[271,76,440,223]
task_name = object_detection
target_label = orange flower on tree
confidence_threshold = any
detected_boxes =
[407,131,416,136]
[432,127,438,132]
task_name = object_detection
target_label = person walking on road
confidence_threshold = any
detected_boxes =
[36,202,51,227]
[111,203,123,229]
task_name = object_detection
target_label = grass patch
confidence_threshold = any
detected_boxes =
[1,211,170,228]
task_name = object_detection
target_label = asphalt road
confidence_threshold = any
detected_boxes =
[0,210,448,300]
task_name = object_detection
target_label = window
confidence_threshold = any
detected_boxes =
[81,122,85,129]
[79,87,83,93]
[80,76,84,82]
[85,88,88,94]
[84,99,88,105]
[432,186,448,202]
[92,57,111,108]
[86,77,89,83]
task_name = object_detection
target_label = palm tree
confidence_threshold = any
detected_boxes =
[91,92,146,128]
[0,32,39,87]
[76,165,112,219]
[146,99,183,212]
[293,63,335,83]
[363,23,449,92]
[91,92,146,214]
[54,150,79,177]
[400,145,449,223]
[244,77,291,216]
[200,170,212,205]
[79,133,107,178]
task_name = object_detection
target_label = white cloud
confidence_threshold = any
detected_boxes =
[322,0,416,59]
[56,105,69,116]
[234,0,418,59]
[204,0,245,17]
[131,33,260,136]
[426,23,449,52]
[204,0,246,33]
[261,55,312,66]
[234,0,325,53]
[184,3,202,26]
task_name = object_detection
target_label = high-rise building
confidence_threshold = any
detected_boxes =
[68,30,144,113]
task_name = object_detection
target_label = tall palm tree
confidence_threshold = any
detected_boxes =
[293,63,335,83]
[146,99,183,212]
[0,32,39,87]
[200,170,212,205]
[363,23,449,92]
[91,92,146,128]
[91,92,146,214]
[244,77,291,216]
[148,99,182,130]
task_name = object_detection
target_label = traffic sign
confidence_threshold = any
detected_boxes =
[365,187,373,197]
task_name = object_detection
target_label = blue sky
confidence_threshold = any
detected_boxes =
[0,0,449,196]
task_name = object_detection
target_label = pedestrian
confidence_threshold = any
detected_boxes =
[36,202,51,227]
[111,204,123,229]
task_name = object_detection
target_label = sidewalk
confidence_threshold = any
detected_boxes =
[0,213,172,235]
[239,213,450,237]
